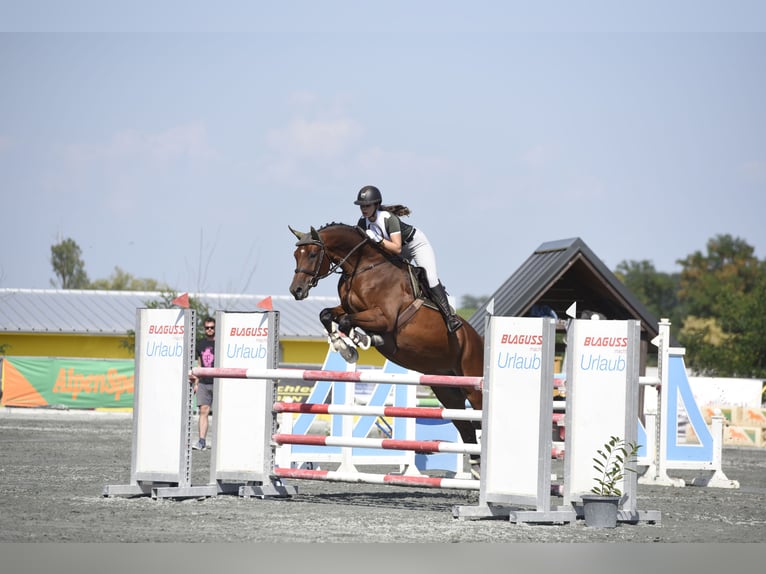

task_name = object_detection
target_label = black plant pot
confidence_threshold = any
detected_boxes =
[581,494,620,528]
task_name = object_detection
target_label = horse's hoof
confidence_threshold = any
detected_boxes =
[328,332,343,352]
[340,345,359,363]
[351,327,371,350]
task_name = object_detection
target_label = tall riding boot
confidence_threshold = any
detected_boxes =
[431,282,463,333]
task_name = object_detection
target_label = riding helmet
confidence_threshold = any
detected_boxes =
[354,185,382,206]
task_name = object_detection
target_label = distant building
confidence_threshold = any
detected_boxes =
[468,237,666,372]
[0,289,385,367]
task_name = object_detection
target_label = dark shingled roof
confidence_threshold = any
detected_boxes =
[467,237,663,345]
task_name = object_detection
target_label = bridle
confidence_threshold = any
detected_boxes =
[294,231,371,289]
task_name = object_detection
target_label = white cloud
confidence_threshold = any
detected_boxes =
[63,122,218,165]
[288,91,321,108]
[520,144,551,168]
[266,116,363,159]
[44,123,219,215]
[356,146,453,178]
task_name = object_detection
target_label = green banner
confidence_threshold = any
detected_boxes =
[1,357,314,410]
[1,357,135,409]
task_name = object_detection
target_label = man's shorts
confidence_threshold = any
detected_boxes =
[196,381,214,407]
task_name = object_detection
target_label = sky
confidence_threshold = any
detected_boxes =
[1,2,765,305]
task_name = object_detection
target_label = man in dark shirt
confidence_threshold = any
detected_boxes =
[190,316,216,450]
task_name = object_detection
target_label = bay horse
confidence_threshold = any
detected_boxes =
[288,222,484,473]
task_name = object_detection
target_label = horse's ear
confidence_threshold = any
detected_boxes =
[310,227,320,241]
[288,225,305,240]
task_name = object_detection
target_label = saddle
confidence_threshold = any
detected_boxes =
[398,262,439,326]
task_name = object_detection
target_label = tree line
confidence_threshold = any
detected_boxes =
[50,238,170,291]
[49,234,765,379]
[615,234,765,379]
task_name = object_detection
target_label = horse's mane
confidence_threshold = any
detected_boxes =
[318,221,364,235]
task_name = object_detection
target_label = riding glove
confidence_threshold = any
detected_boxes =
[366,229,383,243]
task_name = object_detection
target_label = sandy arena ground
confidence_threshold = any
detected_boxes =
[1,407,765,544]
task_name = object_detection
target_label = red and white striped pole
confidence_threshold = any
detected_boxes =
[272,434,481,455]
[274,467,480,490]
[191,367,482,390]
[273,401,482,421]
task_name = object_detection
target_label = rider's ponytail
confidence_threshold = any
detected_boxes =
[380,204,411,217]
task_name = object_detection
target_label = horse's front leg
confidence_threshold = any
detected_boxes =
[336,307,391,346]
[319,306,365,363]
[319,306,344,335]
[336,306,393,336]
[320,307,391,363]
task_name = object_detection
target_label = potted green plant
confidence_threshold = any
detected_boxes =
[581,435,640,528]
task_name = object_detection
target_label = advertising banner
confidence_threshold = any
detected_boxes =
[1,357,134,409]
[1,354,316,410]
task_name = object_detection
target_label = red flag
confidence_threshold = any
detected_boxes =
[256,296,273,311]
[172,293,190,308]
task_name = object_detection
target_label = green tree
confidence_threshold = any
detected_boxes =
[718,278,766,377]
[614,260,682,327]
[50,238,89,289]
[676,234,766,377]
[677,234,762,318]
[89,266,171,291]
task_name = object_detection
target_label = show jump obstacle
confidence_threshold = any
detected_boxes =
[103,308,296,499]
[105,307,674,524]
[637,319,739,489]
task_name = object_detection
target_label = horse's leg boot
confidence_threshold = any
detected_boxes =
[431,283,463,333]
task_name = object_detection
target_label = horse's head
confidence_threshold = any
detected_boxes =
[288,225,328,300]
[289,223,377,300]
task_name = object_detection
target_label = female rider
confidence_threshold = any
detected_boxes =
[354,185,463,333]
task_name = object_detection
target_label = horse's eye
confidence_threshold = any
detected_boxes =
[309,252,317,259]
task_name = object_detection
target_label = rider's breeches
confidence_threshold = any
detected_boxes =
[402,229,440,288]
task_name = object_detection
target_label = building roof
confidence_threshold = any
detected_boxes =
[0,288,335,339]
[467,237,662,341]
